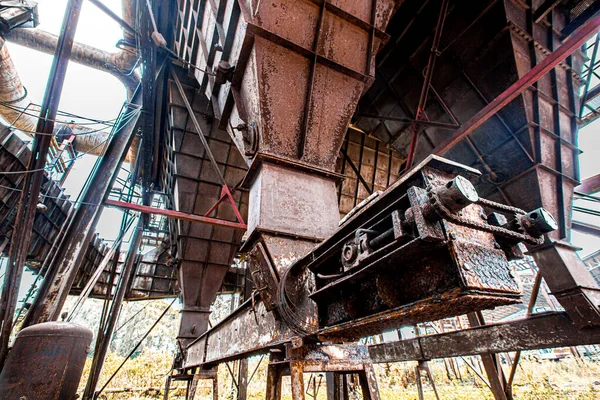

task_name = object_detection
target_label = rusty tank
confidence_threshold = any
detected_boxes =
[0,322,92,400]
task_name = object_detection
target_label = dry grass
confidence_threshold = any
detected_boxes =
[80,350,600,399]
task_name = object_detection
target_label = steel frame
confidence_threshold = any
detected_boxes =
[431,13,600,157]
[105,199,247,230]
[0,0,84,369]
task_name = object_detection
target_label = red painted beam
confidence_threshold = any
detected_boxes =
[576,173,600,195]
[432,14,600,157]
[104,199,248,230]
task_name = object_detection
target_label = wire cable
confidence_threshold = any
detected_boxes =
[0,98,140,126]
[0,108,141,176]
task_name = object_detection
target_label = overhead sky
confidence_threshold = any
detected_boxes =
[3,1,600,262]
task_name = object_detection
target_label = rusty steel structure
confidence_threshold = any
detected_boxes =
[0,0,600,399]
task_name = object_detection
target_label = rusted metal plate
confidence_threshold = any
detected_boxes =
[369,311,600,363]
[185,296,296,367]
[165,71,249,343]
[246,162,340,240]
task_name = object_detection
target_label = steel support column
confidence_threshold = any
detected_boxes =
[467,312,510,400]
[22,88,142,327]
[83,218,144,400]
[0,0,83,370]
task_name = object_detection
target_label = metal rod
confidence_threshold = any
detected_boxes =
[83,218,145,399]
[0,0,84,370]
[579,33,600,118]
[572,220,600,237]
[354,113,459,130]
[105,199,248,230]
[172,72,227,187]
[88,0,136,35]
[94,297,176,399]
[506,271,543,395]
[299,0,326,159]
[339,146,373,196]
[22,90,142,328]
[405,0,449,169]
[432,13,600,157]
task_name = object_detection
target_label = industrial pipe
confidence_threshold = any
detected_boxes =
[0,38,36,132]
[4,27,139,91]
[0,39,139,163]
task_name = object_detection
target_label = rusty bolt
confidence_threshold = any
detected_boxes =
[463,263,472,271]
[435,175,479,213]
[291,336,303,349]
[487,212,508,227]
[519,208,558,237]
[341,241,358,269]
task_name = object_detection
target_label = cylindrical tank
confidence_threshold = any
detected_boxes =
[0,322,93,400]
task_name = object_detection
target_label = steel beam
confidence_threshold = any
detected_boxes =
[82,218,143,400]
[22,89,142,327]
[354,113,460,130]
[575,173,600,195]
[104,199,248,230]
[572,220,600,237]
[368,312,600,363]
[88,0,136,36]
[0,0,83,370]
[431,13,600,157]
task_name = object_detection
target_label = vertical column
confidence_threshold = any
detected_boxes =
[265,352,284,400]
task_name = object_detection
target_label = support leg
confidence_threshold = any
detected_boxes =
[423,362,440,400]
[187,375,199,400]
[266,354,284,400]
[326,372,343,400]
[468,313,511,400]
[213,374,219,400]
[415,364,425,400]
[238,358,249,400]
[290,361,306,400]
[357,364,380,400]
[163,375,171,400]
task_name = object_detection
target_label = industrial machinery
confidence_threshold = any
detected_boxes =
[186,156,556,361]
[1,0,600,399]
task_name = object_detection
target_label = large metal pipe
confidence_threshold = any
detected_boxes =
[22,87,142,327]
[0,39,138,163]
[4,27,139,91]
[0,38,36,132]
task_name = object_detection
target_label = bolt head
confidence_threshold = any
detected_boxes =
[521,208,558,236]
[453,175,479,203]
[487,212,508,227]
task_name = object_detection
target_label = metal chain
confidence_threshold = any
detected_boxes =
[426,185,543,245]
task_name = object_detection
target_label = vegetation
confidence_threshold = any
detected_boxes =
[78,349,600,399]
[66,297,600,399]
